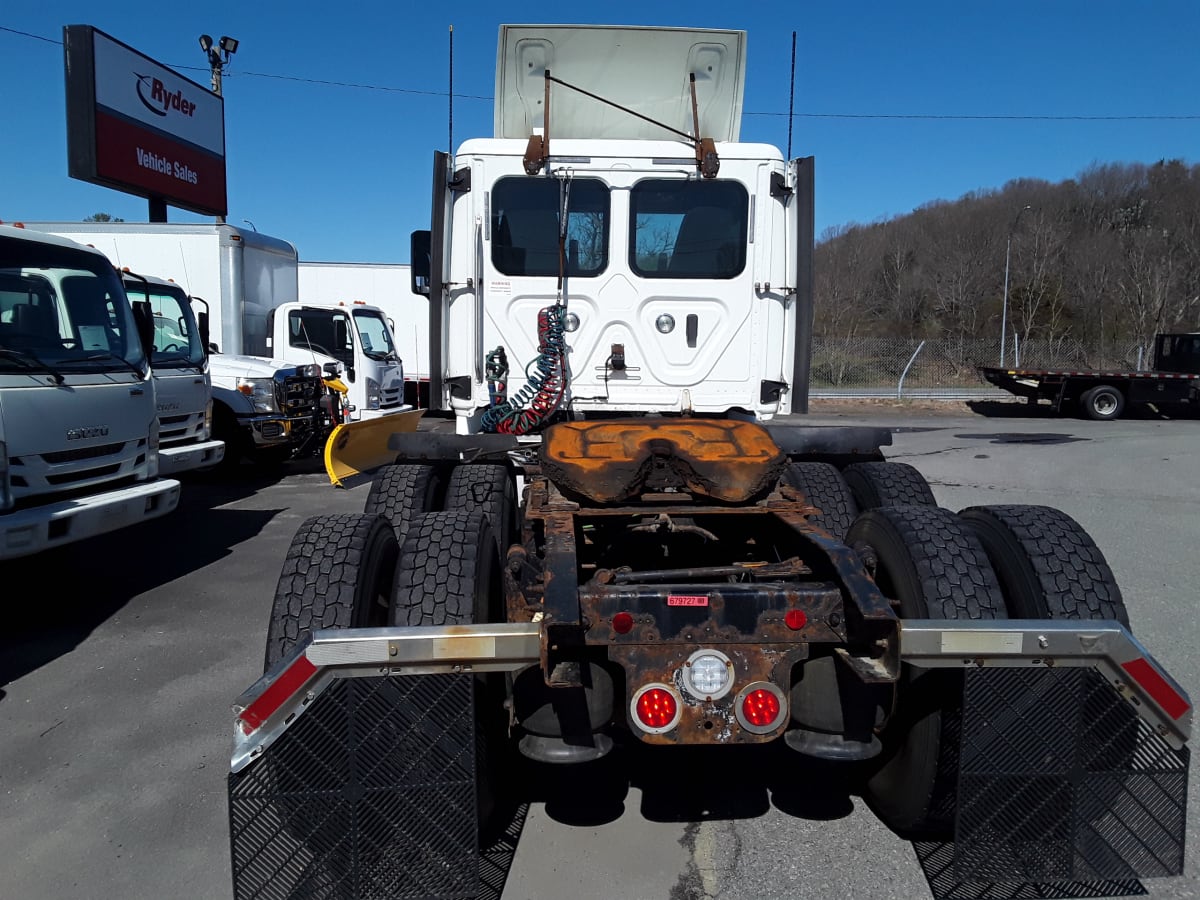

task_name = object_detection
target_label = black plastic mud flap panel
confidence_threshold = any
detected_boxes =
[228,674,478,900]
[945,667,1188,897]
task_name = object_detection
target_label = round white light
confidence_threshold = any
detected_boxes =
[563,312,581,332]
[655,313,675,334]
[684,649,733,700]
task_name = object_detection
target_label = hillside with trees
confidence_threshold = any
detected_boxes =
[814,160,1200,369]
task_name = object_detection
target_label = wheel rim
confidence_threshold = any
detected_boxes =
[1094,393,1116,415]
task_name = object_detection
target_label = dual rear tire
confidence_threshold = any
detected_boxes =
[848,501,1128,837]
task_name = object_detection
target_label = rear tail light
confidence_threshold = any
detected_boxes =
[735,682,786,734]
[631,683,682,734]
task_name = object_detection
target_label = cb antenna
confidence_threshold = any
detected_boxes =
[787,31,796,159]
[448,25,454,154]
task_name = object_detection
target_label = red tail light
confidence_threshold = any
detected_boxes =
[631,684,681,733]
[735,682,786,734]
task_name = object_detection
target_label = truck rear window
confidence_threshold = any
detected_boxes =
[491,177,609,277]
[630,179,748,279]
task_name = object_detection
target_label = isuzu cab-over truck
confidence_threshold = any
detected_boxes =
[0,225,179,560]
[120,271,225,475]
[227,26,1191,900]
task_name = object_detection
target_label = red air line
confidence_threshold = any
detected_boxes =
[1121,658,1191,721]
[238,655,318,734]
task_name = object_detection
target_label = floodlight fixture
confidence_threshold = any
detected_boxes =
[219,36,239,55]
[199,34,213,53]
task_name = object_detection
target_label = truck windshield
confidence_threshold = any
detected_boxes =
[288,308,354,369]
[491,176,610,277]
[629,179,748,279]
[0,235,147,377]
[123,280,206,368]
[351,310,397,360]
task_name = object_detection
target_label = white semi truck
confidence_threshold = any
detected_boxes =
[299,261,429,407]
[228,26,1191,900]
[0,225,180,560]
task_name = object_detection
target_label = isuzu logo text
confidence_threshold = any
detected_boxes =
[135,73,197,118]
[66,426,110,441]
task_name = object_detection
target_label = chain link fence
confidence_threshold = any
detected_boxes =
[811,336,1148,398]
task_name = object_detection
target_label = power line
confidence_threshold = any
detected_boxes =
[4,25,1200,120]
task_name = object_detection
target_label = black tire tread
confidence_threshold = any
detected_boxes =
[264,513,397,671]
[851,505,1005,621]
[443,464,516,553]
[847,505,1005,837]
[959,504,1129,626]
[780,461,860,540]
[392,509,495,626]
[363,463,443,542]
[843,461,937,509]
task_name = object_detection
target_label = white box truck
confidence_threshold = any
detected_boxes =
[0,224,179,560]
[299,261,429,406]
[26,224,410,455]
[23,222,330,468]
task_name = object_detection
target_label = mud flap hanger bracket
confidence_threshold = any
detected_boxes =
[228,619,1192,774]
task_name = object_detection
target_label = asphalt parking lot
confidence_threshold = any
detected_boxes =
[1,402,1197,900]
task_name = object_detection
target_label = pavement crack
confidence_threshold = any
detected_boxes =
[39,719,64,738]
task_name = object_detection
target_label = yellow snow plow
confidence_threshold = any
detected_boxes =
[322,408,425,487]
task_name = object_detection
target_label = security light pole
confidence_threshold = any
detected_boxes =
[199,34,238,224]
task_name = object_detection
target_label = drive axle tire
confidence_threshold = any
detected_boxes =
[843,461,937,510]
[443,463,518,555]
[392,508,510,845]
[780,462,860,540]
[1080,384,1125,421]
[264,513,399,670]
[846,505,1006,838]
[959,505,1129,627]
[364,463,445,544]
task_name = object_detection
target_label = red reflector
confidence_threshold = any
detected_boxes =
[1122,658,1191,721]
[742,688,781,727]
[612,612,634,634]
[785,609,807,630]
[636,688,678,730]
[238,654,317,733]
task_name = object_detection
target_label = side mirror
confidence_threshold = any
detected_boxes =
[410,230,432,296]
[208,342,220,354]
[197,310,211,356]
[132,300,155,363]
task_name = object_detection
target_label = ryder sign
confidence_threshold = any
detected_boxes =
[64,25,227,216]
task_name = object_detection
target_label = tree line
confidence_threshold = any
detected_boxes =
[814,159,1200,359]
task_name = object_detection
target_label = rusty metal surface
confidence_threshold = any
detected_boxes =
[612,642,803,745]
[514,457,903,744]
[540,419,787,503]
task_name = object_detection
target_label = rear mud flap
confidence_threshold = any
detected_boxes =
[933,667,1189,898]
[228,674,478,900]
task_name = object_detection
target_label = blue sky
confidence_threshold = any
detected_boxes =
[3,1,1198,262]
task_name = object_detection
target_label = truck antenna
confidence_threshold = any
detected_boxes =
[448,25,454,155]
[787,31,796,160]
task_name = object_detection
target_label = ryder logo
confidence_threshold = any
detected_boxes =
[135,73,197,118]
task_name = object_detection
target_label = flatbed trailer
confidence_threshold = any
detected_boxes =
[979,333,1200,420]
[979,365,1200,419]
